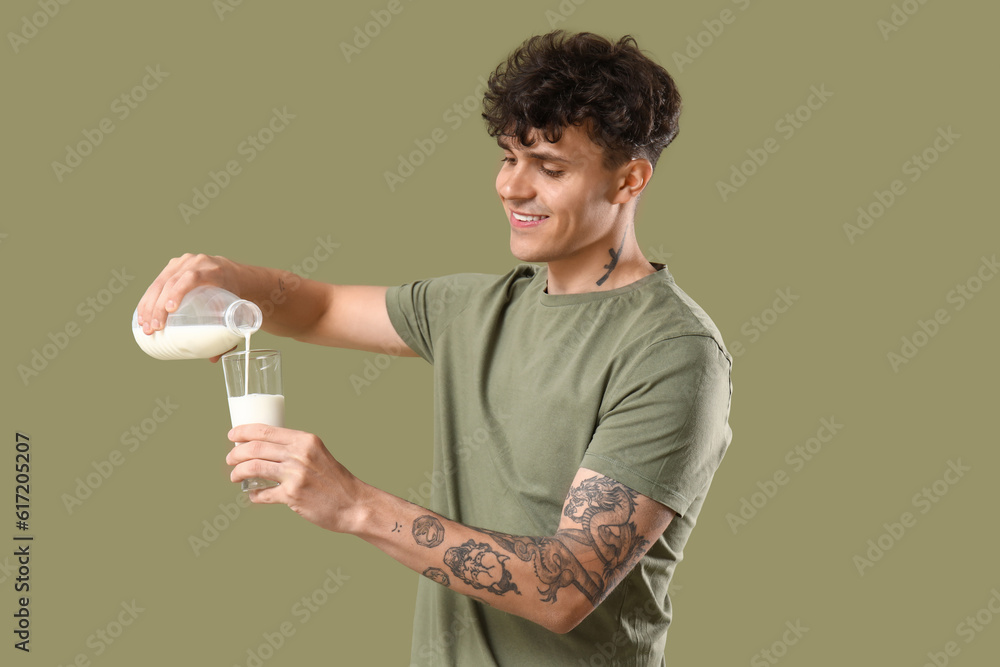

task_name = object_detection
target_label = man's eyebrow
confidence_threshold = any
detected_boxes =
[497,136,572,164]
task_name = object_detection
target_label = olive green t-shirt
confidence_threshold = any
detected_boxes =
[386,263,733,667]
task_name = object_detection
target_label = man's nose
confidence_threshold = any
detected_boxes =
[498,163,535,201]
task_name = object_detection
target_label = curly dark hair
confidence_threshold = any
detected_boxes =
[482,31,682,171]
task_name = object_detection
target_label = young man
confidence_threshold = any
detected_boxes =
[137,31,732,666]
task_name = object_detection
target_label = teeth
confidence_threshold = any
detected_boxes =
[513,212,547,222]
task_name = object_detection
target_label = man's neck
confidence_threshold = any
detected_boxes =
[545,243,657,295]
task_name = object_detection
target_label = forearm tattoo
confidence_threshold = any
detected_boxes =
[480,531,601,603]
[422,567,450,587]
[410,476,649,607]
[412,515,445,548]
[412,516,521,597]
[487,475,649,606]
[443,540,520,596]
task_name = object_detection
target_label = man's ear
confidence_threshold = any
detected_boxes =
[611,159,653,204]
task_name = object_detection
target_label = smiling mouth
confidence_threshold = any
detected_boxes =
[512,212,549,222]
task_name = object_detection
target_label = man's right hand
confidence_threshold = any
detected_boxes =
[136,253,242,336]
[135,252,416,358]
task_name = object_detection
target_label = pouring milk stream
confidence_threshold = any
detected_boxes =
[132,286,284,490]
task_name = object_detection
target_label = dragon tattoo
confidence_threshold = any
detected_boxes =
[484,475,649,605]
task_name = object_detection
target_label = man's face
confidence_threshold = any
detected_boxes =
[495,124,631,265]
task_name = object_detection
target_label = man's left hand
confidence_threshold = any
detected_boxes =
[226,424,369,534]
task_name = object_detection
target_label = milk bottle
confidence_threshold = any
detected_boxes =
[131,286,263,360]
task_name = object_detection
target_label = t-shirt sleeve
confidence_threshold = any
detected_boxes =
[384,273,493,364]
[581,334,733,516]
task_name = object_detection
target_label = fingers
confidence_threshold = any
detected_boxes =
[246,487,284,504]
[225,425,329,470]
[150,263,210,330]
[137,254,190,333]
[228,423,299,447]
[230,459,283,486]
[227,438,288,498]
[224,427,339,520]
[135,253,229,334]
[225,439,286,466]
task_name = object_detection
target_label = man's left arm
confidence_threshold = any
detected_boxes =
[226,427,673,634]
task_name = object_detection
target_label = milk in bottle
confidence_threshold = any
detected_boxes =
[131,286,262,360]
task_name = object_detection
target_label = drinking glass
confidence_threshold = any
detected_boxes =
[222,349,284,491]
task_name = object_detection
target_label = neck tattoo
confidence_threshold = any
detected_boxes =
[596,230,628,287]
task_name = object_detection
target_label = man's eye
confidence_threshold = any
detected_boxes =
[499,156,561,177]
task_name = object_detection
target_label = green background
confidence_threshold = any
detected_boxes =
[2,1,997,665]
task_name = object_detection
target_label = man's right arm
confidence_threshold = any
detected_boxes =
[135,253,417,357]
